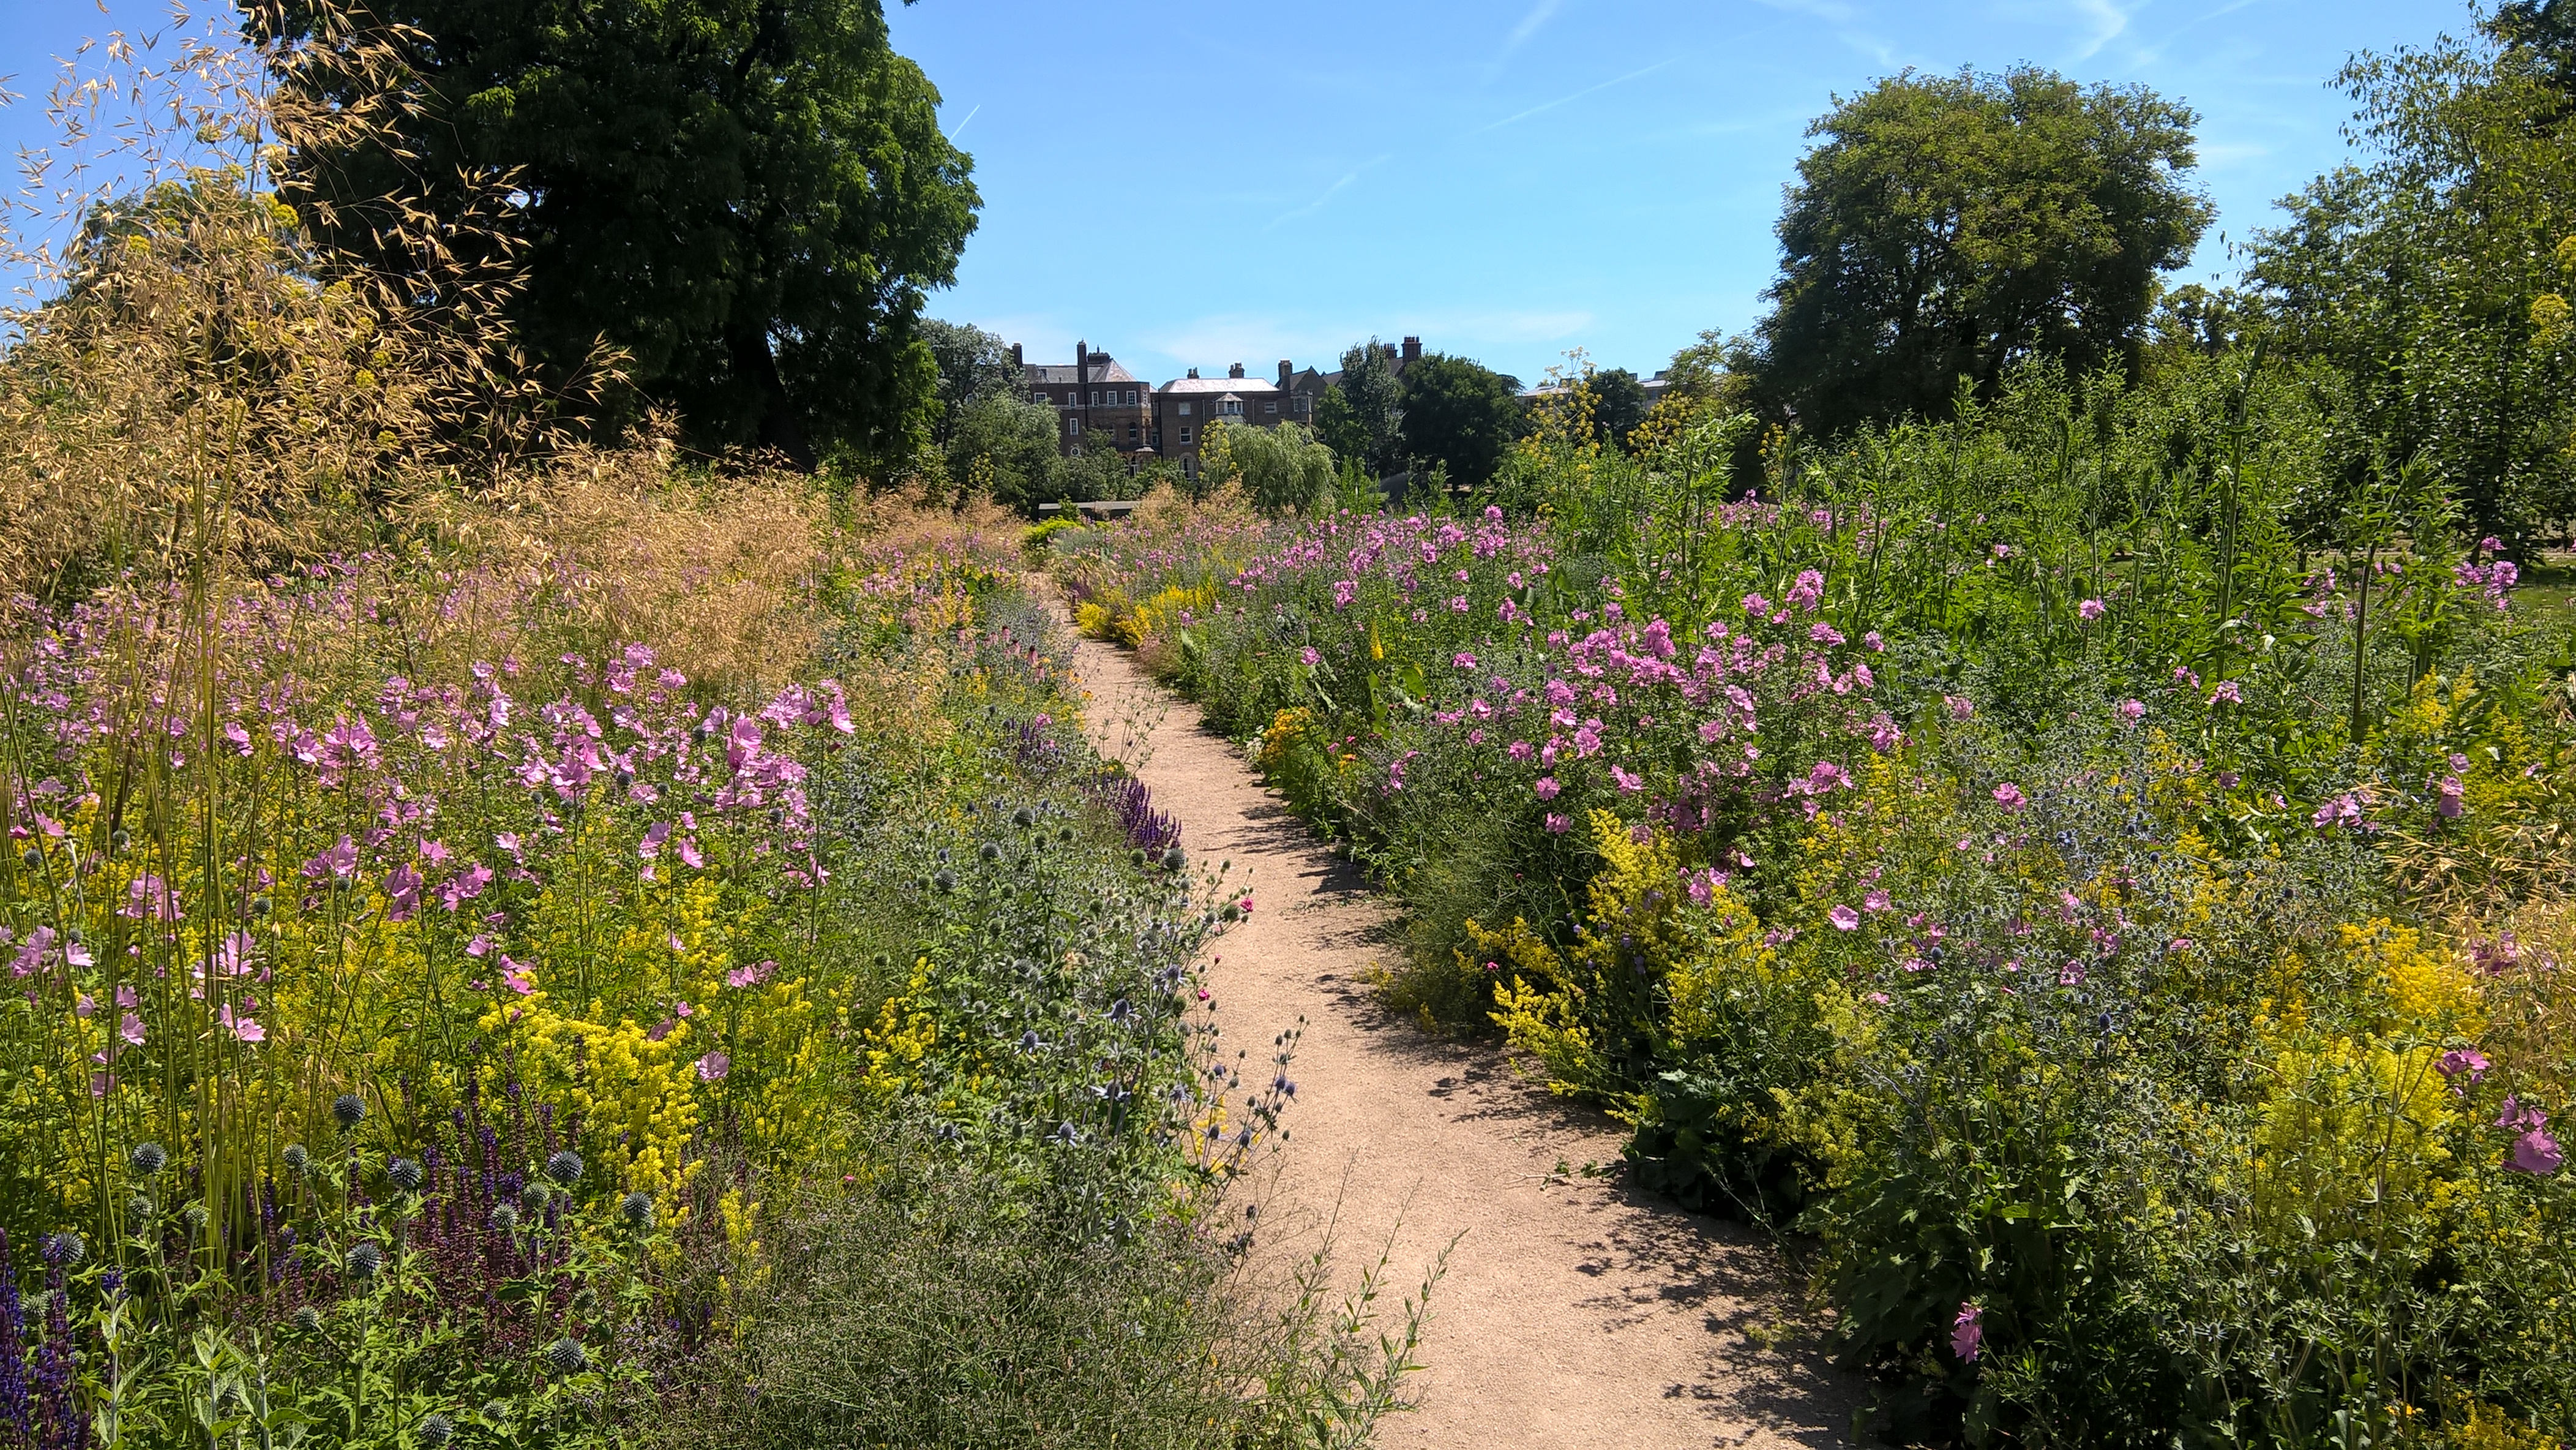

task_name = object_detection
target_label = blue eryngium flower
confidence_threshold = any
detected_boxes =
[127,1141,168,1176]
[331,1093,367,1130]
[386,1157,424,1192]
[619,1191,653,1230]
[417,1412,454,1449]
[344,1242,384,1280]
[545,1150,583,1187]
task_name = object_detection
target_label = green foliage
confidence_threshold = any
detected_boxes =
[1585,367,1650,451]
[1397,353,1524,487]
[948,391,1068,509]
[1204,421,1337,516]
[264,0,980,472]
[1315,341,1406,478]
[921,319,1025,448]
[1745,66,2211,436]
[2245,27,2576,540]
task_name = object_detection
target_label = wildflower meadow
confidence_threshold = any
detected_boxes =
[0,15,1425,1449]
[1054,362,2576,1446]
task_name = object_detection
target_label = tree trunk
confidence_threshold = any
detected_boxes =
[730,324,817,472]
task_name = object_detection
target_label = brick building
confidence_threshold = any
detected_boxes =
[1019,339,1155,458]
[1013,334,1429,476]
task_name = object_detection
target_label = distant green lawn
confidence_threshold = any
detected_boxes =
[2516,553,2576,620]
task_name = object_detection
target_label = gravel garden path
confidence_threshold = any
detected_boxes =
[1066,622,1862,1449]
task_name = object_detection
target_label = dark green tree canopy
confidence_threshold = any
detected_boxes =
[1744,66,2211,437]
[264,0,979,471]
[1397,353,1521,487]
[1315,339,1406,477]
[1586,367,1650,450]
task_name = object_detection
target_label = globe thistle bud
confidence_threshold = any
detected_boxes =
[331,1093,367,1130]
[293,1306,323,1332]
[489,1203,519,1234]
[343,1242,384,1280]
[1011,806,1036,829]
[1057,825,1074,844]
[1130,848,1147,867]
[1161,847,1186,871]
[282,1143,311,1172]
[544,1149,584,1187]
[416,1412,454,1449]
[127,1195,154,1222]
[544,1337,588,1376]
[18,848,39,870]
[250,895,271,917]
[521,1182,550,1211]
[618,1191,654,1230]
[571,1287,599,1317]
[1220,903,1242,923]
[181,1204,208,1232]
[932,871,956,893]
[386,1157,424,1193]
[978,842,1000,862]
[478,1402,511,1426]
[41,1232,83,1266]
[128,1141,169,1176]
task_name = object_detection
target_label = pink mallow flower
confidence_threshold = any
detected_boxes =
[1544,813,1571,835]
[1828,905,1861,931]
[2436,1048,2490,1087]
[1534,776,1561,801]
[1993,782,2027,813]
[696,1050,730,1083]
[1951,1303,1985,1362]
[2078,598,2106,622]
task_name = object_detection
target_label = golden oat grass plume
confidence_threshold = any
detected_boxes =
[0,1,609,604]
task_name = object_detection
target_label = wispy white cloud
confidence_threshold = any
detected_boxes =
[1503,0,1562,55]
[2067,0,2133,62]
[1746,0,1901,69]
[1471,57,1678,135]
[1262,154,1391,230]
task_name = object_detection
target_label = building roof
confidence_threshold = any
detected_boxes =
[1159,375,1280,395]
[1022,358,1142,385]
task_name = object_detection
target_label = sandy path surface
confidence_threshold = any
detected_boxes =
[1067,625,1862,1449]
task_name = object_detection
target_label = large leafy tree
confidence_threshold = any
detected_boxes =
[264,0,979,471]
[2246,18,2576,539]
[1743,67,2210,437]
[1397,353,1521,486]
[1316,340,1406,477]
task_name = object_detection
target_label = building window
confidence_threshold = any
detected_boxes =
[1265,401,1278,415]
[1128,424,1140,441]
[1033,389,1047,404]
[1068,416,1081,435]
[1180,426,1192,445]
[1125,389,1138,405]
[1177,402,1191,416]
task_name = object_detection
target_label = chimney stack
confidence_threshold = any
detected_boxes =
[1277,359,1292,386]
[1077,340,1089,396]
[1401,336,1421,362]
[1187,367,1199,379]
[1228,362,1245,378]
[1382,343,1398,361]
[1010,342,1024,368]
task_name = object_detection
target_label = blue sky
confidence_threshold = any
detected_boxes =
[4,1,2467,386]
